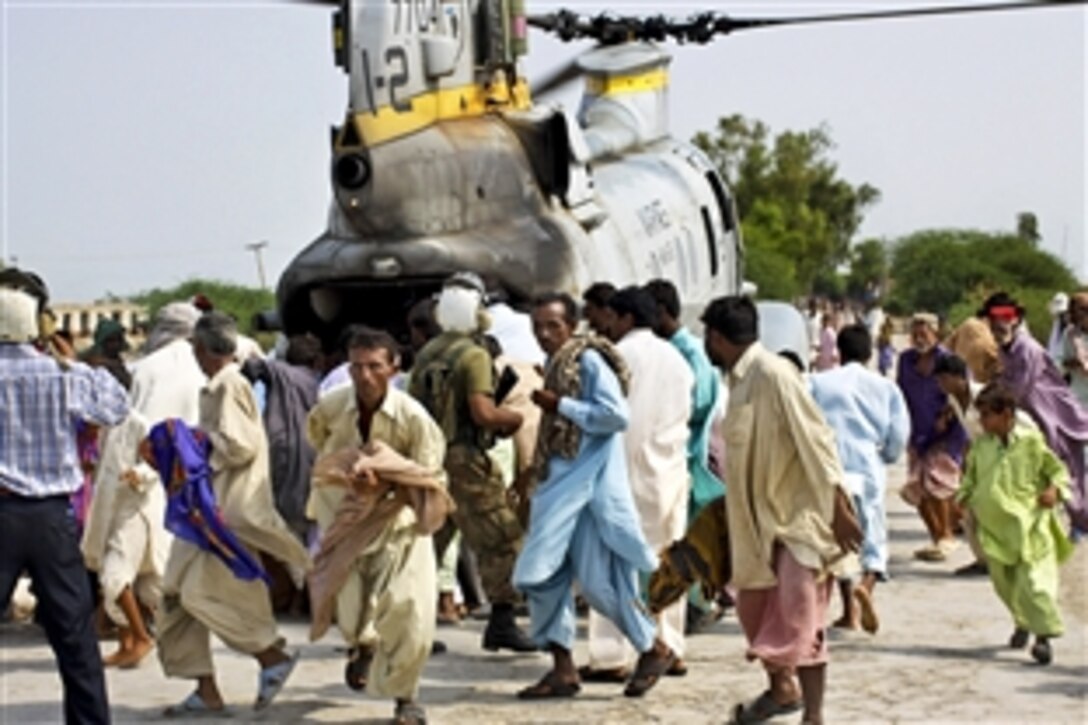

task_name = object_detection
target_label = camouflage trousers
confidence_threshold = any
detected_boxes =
[436,445,524,605]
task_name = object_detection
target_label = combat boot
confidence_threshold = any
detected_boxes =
[482,603,537,653]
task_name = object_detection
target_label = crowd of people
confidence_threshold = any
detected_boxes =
[803,290,1087,667]
[0,266,1085,725]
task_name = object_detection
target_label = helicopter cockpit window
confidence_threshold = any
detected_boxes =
[700,206,719,278]
[705,171,736,234]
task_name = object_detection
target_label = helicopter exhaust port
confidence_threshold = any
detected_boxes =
[334,153,371,190]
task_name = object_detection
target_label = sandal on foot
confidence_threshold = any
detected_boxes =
[623,646,676,698]
[576,665,629,683]
[254,650,300,711]
[394,700,428,725]
[517,671,582,700]
[666,658,688,677]
[852,587,880,634]
[831,616,861,631]
[1031,637,1053,665]
[954,561,988,577]
[730,690,803,724]
[344,646,373,692]
[913,545,946,562]
[163,691,227,719]
[1009,627,1029,649]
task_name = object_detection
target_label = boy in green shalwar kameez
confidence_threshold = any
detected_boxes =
[957,383,1073,665]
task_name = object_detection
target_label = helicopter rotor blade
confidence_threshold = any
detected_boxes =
[530,1,1088,45]
[716,0,1088,36]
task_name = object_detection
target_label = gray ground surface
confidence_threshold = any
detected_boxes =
[2,462,1086,724]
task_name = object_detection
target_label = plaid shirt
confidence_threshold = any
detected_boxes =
[0,344,129,497]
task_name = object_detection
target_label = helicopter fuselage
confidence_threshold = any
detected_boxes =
[278,105,742,343]
[276,5,742,344]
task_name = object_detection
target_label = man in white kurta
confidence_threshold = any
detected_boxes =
[587,287,693,675]
[81,301,205,668]
[157,312,309,716]
[82,414,170,667]
[306,327,446,724]
[131,302,207,423]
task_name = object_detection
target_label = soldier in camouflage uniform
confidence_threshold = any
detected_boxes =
[409,273,536,652]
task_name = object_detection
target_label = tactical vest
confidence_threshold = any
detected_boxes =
[409,333,495,452]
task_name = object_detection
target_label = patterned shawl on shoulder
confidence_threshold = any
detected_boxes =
[533,334,630,479]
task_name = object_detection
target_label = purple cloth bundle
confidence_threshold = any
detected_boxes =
[148,419,269,584]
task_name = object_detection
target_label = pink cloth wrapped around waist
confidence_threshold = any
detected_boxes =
[902,448,962,504]
[735,544,832,671]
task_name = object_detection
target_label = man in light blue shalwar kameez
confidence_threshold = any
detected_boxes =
[514,293,674,700]
[810,324,909,635]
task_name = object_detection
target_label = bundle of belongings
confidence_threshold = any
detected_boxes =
[308,441,454,640]
[647,496,731,615]
[147,419,270,583]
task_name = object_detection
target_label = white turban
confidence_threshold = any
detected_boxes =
[0,287,40,343]
[146,301,201,353]
[435,286,484,334]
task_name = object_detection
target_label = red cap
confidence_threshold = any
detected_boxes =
[987,305,1020,323]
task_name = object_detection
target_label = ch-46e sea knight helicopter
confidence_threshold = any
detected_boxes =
[278,0,1085,342]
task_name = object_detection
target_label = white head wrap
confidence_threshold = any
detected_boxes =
[146,302,201,353]
[0,287,40,343]
[1049,292,1070,316]
[435,286,483,334]
[911,312,940,332]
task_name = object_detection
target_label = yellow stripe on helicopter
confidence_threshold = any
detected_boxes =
[342,78,532,148]
[585,68,669,97]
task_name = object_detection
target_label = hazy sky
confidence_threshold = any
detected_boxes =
[2,0,1085,303]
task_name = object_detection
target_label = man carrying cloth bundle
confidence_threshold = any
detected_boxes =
[155,312,309,717]
[306,326,449,725]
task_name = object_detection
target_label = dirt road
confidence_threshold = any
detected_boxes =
[2,462,1085,723]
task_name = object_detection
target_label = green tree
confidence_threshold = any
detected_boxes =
[812,267,847,300]
[846,239,889,300]
[1016,211,1041,246]
[694,114,880,298]
[889,229,1079,341]
[133,279,275,337]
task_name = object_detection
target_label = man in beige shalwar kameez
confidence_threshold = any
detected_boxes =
[306,327,446,725]
[156,312,309,716]
[702,296,861,725]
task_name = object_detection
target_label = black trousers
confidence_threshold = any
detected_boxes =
[0,495,111,724]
